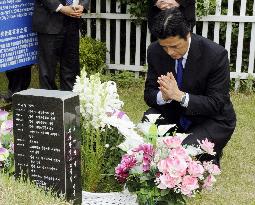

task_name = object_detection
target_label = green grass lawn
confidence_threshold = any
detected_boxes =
[0,70,255,204]
[0,174,71,205]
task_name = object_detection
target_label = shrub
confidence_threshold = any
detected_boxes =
[79,36,107,75]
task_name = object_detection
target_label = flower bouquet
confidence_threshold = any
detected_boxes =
[0,109,14,173]
[115,114,221,205]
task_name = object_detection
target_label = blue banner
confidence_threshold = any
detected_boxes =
[0,0,38,72]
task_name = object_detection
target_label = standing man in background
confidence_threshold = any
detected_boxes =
[148,0,196,32]
[32,0,90,91]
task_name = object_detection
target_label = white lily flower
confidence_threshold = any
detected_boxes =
[157,124,176,136]
[118,127,144,152]
[175,133,190,141]
[145,114,161,123]
[137,122,152,135]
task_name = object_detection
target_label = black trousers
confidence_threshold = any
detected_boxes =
[5,66,31,94]
[143,107,236,166]
[37,17,80,91]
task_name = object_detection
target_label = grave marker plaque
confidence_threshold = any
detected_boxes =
[13,89,81,204]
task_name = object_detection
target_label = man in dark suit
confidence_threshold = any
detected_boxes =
[32,0,90,91]
[148,0,196,32]
[144,8,236,165]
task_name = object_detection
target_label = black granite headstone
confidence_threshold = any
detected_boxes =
[13,89,81,204]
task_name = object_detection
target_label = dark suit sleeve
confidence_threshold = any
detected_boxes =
[147,1,161,32]
[176,0,196,7]
[144,47,160,107]
[176,0,196,28]
[41,0,62,12]
[80,0,90,10]
[186,50,230,117]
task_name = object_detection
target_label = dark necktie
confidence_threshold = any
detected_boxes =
[176,58,191,131]
[177,58,183,88]
[66,0,73,5]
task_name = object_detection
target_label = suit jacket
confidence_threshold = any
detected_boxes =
[32,0,90,34]
[144,34,236,146]
[147,0,196,31]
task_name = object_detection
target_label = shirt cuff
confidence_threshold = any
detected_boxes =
[56,4,64,12]
[157,91,172,105]
[181,93,189,108]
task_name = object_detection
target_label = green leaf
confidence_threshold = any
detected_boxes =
[148,124,157,146]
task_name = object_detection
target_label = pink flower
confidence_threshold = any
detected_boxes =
[115,164,129,183]
[203,174,216,190]
[133,144,154,156]
[168,156,188,177]
[0,120,13,135]
[158,156,188,177]
[157,173,181,189]
[115,154,137,183]
[157,158,171,173]
[0,110,8,121]
[120,154,137,169]
[0,147,9,162]
[181,175,199,196]
[203,161,221,175]
[170,147,191,162]
[133,144,154,172]
[163,136,182,148]
[188,161,205,177]
[108,109,127,119]
[198,138,216,155]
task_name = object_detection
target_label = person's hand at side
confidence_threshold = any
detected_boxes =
[156,0,180,10]
[60,5,83,18]
[72,5,84,17]
[157,72,184,102]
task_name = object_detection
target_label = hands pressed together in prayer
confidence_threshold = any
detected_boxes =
[155,0,180,10]
[157,72,185,102]
[60,5,84,18]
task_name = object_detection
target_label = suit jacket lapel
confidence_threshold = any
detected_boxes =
[183,34,202,91]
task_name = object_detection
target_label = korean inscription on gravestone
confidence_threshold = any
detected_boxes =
[13,89,81,204]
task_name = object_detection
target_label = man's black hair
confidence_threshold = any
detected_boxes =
[150,7,190,40]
